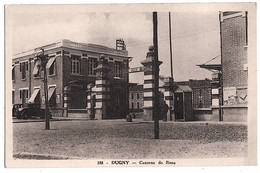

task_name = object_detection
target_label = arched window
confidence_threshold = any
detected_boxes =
[137,102,140,109]
[131,93,134,100]
[137,93,139,99]
[131,102,134,109]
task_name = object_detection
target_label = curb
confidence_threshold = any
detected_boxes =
[13,152,84,160]
[13,118,89,123]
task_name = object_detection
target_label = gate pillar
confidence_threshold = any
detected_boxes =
[141,46,162,121]
[94,55,111,120]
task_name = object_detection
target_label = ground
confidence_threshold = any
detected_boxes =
[13,118,248,159]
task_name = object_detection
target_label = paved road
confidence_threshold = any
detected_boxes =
[13,119,248,159]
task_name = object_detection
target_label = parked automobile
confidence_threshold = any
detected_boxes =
[13,103,52,119]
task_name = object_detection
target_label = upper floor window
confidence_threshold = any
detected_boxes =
[47,56,56,76]
[131,93,134,100]
[49,60,56,75]
[71,55,81,75]
[114,61,122,78]
[19,61,28,80]
[33,60,41,78]
[131,102,134,109]
[137,93,140,99]
[12,66,15,81]
[88,58,97,75]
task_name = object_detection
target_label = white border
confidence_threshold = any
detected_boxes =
[1,1,259,173]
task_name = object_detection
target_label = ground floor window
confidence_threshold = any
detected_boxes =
[19,88,29,104]
[48,86,56,107]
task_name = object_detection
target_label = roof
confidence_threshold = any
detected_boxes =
[174,85,192,93]
[197,55,221,71]
[220,11,246,22]
[197,64,221,71]
[13,39,129,60]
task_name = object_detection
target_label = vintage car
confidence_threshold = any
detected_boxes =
[12,103,52,119]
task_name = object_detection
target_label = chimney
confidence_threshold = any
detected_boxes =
[116,39,126,50]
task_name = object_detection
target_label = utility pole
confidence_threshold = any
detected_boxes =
[169,12,173,79]
[153,12,160,139]
[37,49,50,130]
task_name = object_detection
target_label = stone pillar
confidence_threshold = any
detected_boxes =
[141,46,162,121]
[211,71,220,107]
[86,84,94,119]
[164,77,174,121]
[63,86,70,117]
[94,55,111,120]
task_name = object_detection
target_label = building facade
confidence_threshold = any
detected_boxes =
[12,39,131,119]
[173,79,212,108]
[129,84,143,111]
[220,11,248,121]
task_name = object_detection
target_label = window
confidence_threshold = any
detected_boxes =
[12,66,15,81]
[137,102,140,109]
[88,58,97,75]
[137,93,140,99]
[48,86,56,107]
[71,55,81,75]
[49,59,56,75]
[131,93,134,99]
[20,61,27,80]
[19,89,28,99]
[33,60,41,78]
[28,87,41,104]
[114,61,122,77]
[12,90,15,104]
[25,61,28,71]
[131,102,134,109]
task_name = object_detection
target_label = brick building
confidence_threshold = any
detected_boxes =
[12,39,131,119]
[129,84,143,111]
[173,79,212,108]
[220,11,248,121]
[128,79,212,121]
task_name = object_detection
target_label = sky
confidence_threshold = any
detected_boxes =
[8,5,221,84]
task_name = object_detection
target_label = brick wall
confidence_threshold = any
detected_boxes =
[221,15,248,88]
[12,43,130,117]
[221,12,248,106]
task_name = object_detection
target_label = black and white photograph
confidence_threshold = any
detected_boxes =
[4,2,257,168]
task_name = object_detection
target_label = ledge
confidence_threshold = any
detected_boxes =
[221,104,248,108]
[193,108,212,111]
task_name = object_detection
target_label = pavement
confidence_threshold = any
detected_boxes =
[12,118,248,160]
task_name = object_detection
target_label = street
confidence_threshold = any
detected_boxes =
[13,119,248,159]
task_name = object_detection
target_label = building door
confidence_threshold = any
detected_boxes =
[70,85,86,109]
[174,93,184,119]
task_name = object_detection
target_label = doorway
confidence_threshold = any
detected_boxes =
[174,93,184,120]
